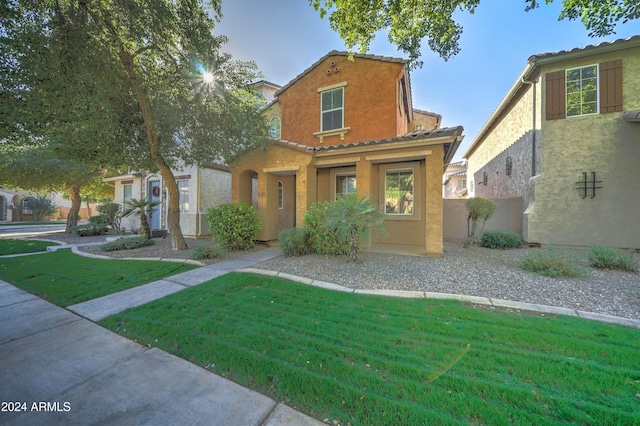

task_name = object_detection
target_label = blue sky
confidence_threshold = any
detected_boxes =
[214,0,640,160]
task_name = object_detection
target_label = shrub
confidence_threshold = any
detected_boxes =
[88,215,108,226]
[480,230,522,249]
[464,197,496,248]
[73,223,107,237]
[303,201,348,256]
[191,245,224,260]
[206,203,261,251]
[279,228,312,257]
[588,246,638,272]
[97,202,122,233]
[324,195,388,262]
[100,236,155,251]
[24,196,57,221]
[520,248,589,278]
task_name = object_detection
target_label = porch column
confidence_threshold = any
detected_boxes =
[424,147,444,255]
[256,172,279,241]
[356,158,373,249]
[295,164,317,228]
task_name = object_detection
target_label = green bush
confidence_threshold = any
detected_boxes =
[191,245,224,260]
[206,203,261,251]
[279,228,312,257]
[73,223,107,237]
[588,246,638,272]
[520,248,589,278]
[303,201,348,256]
[480,230,522,249]
[97,202,122,233]
[100,236,155,251]
[88,215,108,226]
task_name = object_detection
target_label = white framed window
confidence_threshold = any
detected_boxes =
[177,179,190,213]
[278,181,283,209]
[123,184,132,205]
[321,87,343,132]
[269,116,281,139]
[21,197,34,214]
[566,64,598,117]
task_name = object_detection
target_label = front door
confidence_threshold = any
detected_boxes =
[148,180,161,230]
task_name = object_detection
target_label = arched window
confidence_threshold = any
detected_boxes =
[269,117,281,139]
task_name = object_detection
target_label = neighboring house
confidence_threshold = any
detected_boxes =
[0,187,59,222]
[104,164,231,237]
[230,51,464,255]
[252,80,281,106]
[443,160,467,199]
[464,36,640,249]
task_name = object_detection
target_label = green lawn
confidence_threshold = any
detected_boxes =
[0,250,197,306]
[0,238,60,255]
[101,272,640,425]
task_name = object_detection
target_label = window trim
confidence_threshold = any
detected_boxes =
[269,116,281,139]
[379,162,420,221]
[565,64,599,118]
[320,87,344,132]
[330,167,356,200]
[176,179,190,213]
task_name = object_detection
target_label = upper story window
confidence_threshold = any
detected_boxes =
[566,65,598,117]
[269,116,281,139]
[321,87,343,132]
[546,59,622,120]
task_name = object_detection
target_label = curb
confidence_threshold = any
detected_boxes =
[239,268,640,329]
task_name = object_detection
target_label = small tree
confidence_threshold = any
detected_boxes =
[24,196,57,221]
[464,197,496,248]
[97,202,122,233]
[324,195,388,262]
[121,198,160,240]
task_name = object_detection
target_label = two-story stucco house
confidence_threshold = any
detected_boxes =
[230,51,464,255]
[464,36,640,249]
[105,164,231,237]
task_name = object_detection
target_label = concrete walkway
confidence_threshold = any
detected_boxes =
[0,246,323,426]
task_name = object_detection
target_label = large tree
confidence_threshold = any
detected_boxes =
[310,0,640,67]
[1,0,267,249]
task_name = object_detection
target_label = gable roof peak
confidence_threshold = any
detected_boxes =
[275,50,408,97]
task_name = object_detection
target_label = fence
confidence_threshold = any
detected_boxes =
[443,197,522,241]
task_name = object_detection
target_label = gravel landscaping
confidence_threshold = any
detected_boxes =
[36,232,640,321]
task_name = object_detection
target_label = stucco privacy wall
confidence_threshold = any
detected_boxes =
[277,55,406,147]
[443,198,523,241]
[527,47,640,248]
[179,167,231,237]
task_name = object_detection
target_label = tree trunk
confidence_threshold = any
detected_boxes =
[66,184,81,233]
[139,209,152,240]
[118,50,187,250]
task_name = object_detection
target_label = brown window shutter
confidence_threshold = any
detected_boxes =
[545,70,566,120]
[599,59,623,113]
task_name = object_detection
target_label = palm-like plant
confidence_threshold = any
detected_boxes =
[324,194,388,262]
[121,198,161,240]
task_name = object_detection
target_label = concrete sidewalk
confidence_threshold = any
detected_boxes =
[0,247,323,426]
[67,246,283,321]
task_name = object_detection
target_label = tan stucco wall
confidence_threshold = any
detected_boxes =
[278,55,406,147]
[467,82,541,196]
[411,111,441,131]
[179,167,231,237]
[526,47,640,248]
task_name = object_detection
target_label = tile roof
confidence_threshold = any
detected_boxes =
[528,35,640,62]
